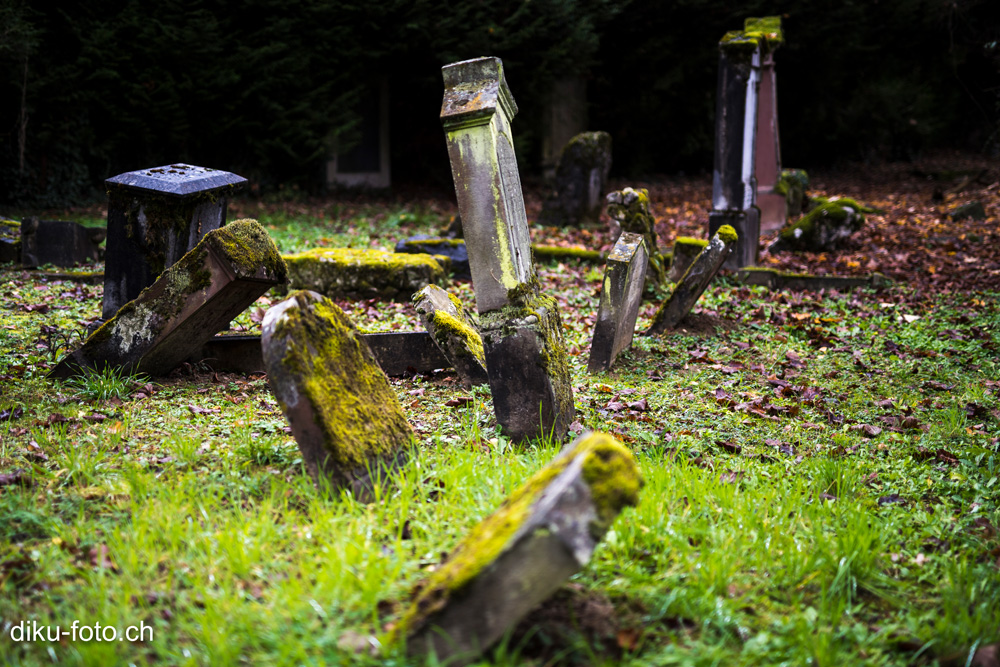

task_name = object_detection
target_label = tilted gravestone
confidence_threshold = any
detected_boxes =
[539,131,613,227]
[19,218,105,268]
[413,285,488,387]
[647,225,738,335]
[587,232,648,373]
[1,218,20,263]
[102,163,247,320]
[50,219,286,378]
[441,56,574,442]
[390,431,642,665]
[708,29,762,271]
[668,237,709,283]
[745,17,786,232]
[606,187,667,289]
[262,290,413,499]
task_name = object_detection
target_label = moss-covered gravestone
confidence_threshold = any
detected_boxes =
[102,163,247,321]
[669,237,709,283]
[51,219,286,378]
[395,236,471,278]
[390,431,642,665]
[587,232,648,373]
[539,131,613,227]
[283,248,446,301]
[767,197,870,253]
[775,169,809,217]
[606,187,667,289]
[413,285,488,387]
[0,218,20,264]
[261,290,413,499]
[647,225,738,335]
[441,56,574,442]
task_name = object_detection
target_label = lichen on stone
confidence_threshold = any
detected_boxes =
[431,310,485,365]
[715,224,739,245]
[743,16,784,50]
[282,247,445,301]
[606,187,667,288]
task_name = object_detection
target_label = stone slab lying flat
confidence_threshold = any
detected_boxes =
[587,232,648,373]
[736,268,891,291]
[647,225,738,335]
[261,290,412,499]
[283,248,445,301]
[391,431,642,665]
[413,285,488,386]
[50,219,286,378]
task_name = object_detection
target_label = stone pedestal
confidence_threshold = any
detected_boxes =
[102,163,247,320]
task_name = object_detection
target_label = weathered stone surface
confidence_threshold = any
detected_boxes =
[103,163,247,320]
[647,226,738,335]
[393,431,642,665]
[949,201,986,221]
[736,267,892,291]
[413,285,488,387]
[606,188,667,288]
[775,169,809,217]
[283,248,445,301]
[768,197,869,253]
[587,232,648,373]
[668,237,709,283]
[752,22,785,231]
[20,218,104,268]
[261,290,413,499]
[50,219,286,378]
[480,293,575,443]
[441,56,535,314]
[395,236,470,279]
[0,218,20,263]
[539,131,613,227]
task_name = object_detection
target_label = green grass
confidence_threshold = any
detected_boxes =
[1,206,998,666]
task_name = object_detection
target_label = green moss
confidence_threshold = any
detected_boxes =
[207,218,287,282]
[391,431,641,643]
[743,16,783,50]
[530,245,604,263]
[283,248,445,301]
[715,224,739,245]
[0,218,19,239]
[431,310,485,365]
[674,237,709,250]
[720,30,759,57]
[606,187,667,288]
[404,238,465,248]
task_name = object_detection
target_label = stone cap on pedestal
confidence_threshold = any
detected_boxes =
[441,57,518,130]
[744,16,783,52]
[105,164,247,198]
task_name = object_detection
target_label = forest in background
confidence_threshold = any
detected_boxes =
[1,0,997,206]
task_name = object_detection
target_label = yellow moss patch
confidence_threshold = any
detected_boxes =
[715,224,739,245]
[431,310,485,364]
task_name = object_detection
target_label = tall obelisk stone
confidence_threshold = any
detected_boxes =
[441,57,574,442]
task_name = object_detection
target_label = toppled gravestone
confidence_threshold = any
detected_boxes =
[768,197,871,253]
[587,232,648,373]
[668,237,709,283]
[606,187,667,288]
[539,131,613,227]
[647,225,738,335]
[413,285,488,387]
[441,56,574,442]
[102,163,247,320]
[949,201,986,221]
[50,219,286,378]
[390,431,642,665]
[0,218,19,263]
[282,248,446,301]
[20,218,105,268]
[395,236,471,278]
[262,290,413,499]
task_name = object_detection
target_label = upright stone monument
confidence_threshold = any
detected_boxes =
[19,219,105,268]
[441,57,574,442]
[708,29,762,271]
[539,131,613,227]
[102,164,247,320]
[587,232,648,373]
[745,17,786,232]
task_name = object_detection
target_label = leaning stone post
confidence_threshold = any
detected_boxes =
[441,57,574,442]
[587,232,648,373]
[102,164,247,320]
[708,30,762,271]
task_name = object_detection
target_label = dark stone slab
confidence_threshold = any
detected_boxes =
[395,236,470,279]
[539,131,613,227]
[33,270,105,285]
[668,237,709,283]
[736,268,892,291]
[261,290,412,499]
[949,201,986,221]
[103,163,247,320]
[710,209,758,270]
[1,218,21,263]
[587,232,648,373]
[606,187,667,287]
[282,248,446,301]
[20,218,104,268]
[51,219,286,378]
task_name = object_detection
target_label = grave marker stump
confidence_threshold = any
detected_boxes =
[103,163,247,320]
[606,187,667,288]
[587,232,648,373]
[539,131,613,227]
[441,56,574,442]
[413,285,488,387]
[261,290,412,499]
[392,431,642,665]
[20,218,105,268]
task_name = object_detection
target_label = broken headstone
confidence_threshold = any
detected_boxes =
[606,187,667,288]
[539,131,613,227]
[587,232,648,373]
[261,290,413,499]
[647,225,738,335]
[441,56,574,442]
[102,163,247,320]
[19,218,105,268]
[668,237,709,283]
[0,218,20,264]
[948,201,986,221]
[50,219,285,378]
[391,431,642,665]
[768,197,870,253]
[413,285,488,387]
[395,236,470,279]
[282,248,446,301]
